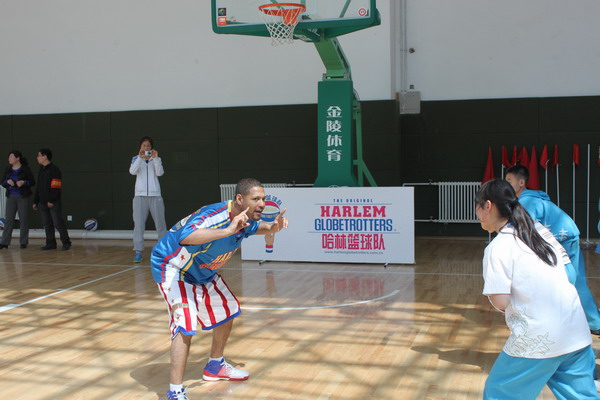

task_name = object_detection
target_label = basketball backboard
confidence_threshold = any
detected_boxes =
[211,0,379,42]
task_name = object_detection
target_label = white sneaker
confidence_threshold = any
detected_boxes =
[166,388,188,400]
[203,359,249,381]
[595,380,600,392]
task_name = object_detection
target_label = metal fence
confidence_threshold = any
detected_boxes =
[403,181,481,223]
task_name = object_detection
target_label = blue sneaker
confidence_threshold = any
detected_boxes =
[133,252,142,263]
[166,388,188,400]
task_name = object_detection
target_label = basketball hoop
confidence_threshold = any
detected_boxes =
[258,3,306,46]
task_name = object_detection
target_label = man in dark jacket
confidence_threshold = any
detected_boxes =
[33,148,71,250]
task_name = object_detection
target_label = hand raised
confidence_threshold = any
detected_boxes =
[229,207,250,234]
[272,208,288,232]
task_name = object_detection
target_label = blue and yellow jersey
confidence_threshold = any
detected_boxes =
[150,200,260,284]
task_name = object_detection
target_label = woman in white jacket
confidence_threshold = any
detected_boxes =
[129,136,167,263]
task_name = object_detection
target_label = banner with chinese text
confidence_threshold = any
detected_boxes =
[314,80,358,187]
[241,187,415,264]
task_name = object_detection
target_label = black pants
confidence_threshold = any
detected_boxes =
[38,201,71,247]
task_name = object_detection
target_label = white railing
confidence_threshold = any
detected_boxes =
[403,181,481,223]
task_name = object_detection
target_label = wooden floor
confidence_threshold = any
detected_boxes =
[1,237,599,400]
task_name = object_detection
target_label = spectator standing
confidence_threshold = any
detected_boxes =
[33,148,71,251]
[0,150,36,249]
[129,136,167,263]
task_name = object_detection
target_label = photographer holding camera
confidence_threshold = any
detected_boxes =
[129,136,167,263]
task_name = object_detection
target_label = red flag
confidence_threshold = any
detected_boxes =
[539,145,549,169]
[518,146,529,167]
[511,145,518,166]
[482,146,494,184]
[527,146,541,190]
[572,144,580,166]
[552,144,559,170]
[501,145,511,167]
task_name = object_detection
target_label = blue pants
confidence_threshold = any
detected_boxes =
[563,238,600,330]
[484,346,599,400]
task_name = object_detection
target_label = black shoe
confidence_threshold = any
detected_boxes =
[0,244,8,249]
[20,244,27,249]
[591,328,600,336]
[62,244,71,251]
[41,245,57,250]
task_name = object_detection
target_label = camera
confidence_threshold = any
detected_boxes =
[144,150,153,156]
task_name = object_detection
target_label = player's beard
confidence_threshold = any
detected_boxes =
[250,207,263,221]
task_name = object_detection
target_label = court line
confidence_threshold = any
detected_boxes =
[0,261,140,268]
[0,266,141,313]
[234,266,483,277]
[0,261,484,277]
[240,289,400,311]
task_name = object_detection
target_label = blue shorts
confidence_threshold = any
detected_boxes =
[484,346,598,400]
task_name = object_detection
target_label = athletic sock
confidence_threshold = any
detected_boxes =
[170,384,183,393]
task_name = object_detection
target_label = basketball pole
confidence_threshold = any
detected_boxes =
[313,37,377,187]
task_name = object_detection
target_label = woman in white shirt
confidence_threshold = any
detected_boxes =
[476,179,598,399]
[129,136,167,263]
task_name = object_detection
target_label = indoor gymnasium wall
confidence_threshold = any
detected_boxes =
[0,1,599,235]
[0,101,399,231]
[0,0,394,115]
[402,96,600,237]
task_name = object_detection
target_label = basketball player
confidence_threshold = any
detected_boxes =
[151,178,288,400]
[505,165,600,335]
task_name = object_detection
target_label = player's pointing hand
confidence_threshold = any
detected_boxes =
[230,207,250,234]
[272,208,288,232]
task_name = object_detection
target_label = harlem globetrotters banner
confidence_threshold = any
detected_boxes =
[241,187,415,264]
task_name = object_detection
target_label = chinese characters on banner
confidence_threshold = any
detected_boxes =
[314,80,357,187]
[326,105,343,162]
[242,187,415,264]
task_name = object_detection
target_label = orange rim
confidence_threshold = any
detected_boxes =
[259,3,306,25]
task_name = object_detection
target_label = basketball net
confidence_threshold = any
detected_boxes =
[258,3,306,46]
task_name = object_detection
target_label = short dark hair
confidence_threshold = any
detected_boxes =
[139,136,154,148]
[39,148,53,161]
[235,178,263,197]
[8,150,28,166]
[506,165,529,183]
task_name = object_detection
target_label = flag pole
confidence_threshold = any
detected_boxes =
[556,164,560,207]
[586,144,590,244]
[572,159,576,220]
[544,164,548,192]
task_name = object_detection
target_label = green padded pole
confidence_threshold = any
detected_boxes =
[313,37,377,187]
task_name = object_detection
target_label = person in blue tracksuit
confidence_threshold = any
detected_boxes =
[506,165,600,335]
